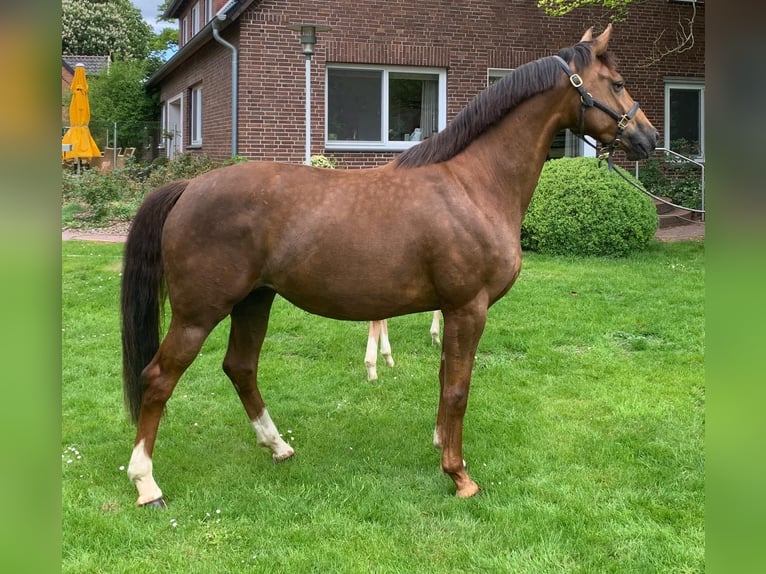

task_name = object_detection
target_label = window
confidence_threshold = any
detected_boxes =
[181,17,188,45]
[665,79,704,159]
[488,68,592,159]
[191,3,200,35]
[205,0,213,23]
[159,105,166,148]
[487,68,512,85]
[190,85,202,146]
[326,65,446,151]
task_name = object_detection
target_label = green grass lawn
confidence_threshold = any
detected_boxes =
[62,239,704,573]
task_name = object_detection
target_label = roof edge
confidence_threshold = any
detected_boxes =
[147,0,252,89]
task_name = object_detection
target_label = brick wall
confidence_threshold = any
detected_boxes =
[62,65,74,123]
[158,0,705,168]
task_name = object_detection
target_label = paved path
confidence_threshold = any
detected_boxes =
[62,229,129,243]
[63,222,706,244]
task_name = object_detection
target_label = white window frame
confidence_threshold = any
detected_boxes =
[487,68,512,86]
[190,85,203,146]
[325,64,447,152]
[165,93,184,159]
[159,105,166,149]
[205,0,213,23]
[664,78,704,161]
[191,3,200,35]
[181,17,188,45]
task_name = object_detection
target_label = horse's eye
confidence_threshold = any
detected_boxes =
[613,81,625,93]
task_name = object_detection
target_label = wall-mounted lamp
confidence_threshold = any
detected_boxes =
[286,23,332,59]
[286,24,332,164]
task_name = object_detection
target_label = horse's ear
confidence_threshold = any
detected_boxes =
[580,27,594,42]
[590,23,613,55]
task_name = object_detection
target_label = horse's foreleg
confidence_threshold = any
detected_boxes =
[365,320,382,380]
[128,321,211,507]
[430,310,442,345]
[433,303,486,498]
[223,290,294,462]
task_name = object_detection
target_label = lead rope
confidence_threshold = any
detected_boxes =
[576,134,706,215]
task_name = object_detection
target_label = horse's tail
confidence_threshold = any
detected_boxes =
[121,180,188,424]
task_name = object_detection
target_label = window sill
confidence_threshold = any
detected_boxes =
[325,142,421,153]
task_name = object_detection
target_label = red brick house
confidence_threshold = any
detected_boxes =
[146,0,705,168]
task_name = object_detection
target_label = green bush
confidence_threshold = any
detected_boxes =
[310,154,338,169]
[638,157,702,210]
[521,157,658,257]
[61,153,249,228]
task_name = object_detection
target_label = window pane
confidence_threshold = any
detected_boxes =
[191,87,202,143]
[388,73,439,142]
[328,69,382,141]
[669,88,701,155]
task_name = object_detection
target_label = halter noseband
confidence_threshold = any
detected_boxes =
[552,55,640,168]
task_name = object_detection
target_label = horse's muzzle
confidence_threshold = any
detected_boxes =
[620,125,659,161]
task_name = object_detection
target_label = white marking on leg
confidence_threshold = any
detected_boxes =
[252,408,295,461]
[430,311,441,345]
[379,319,395,367]
[433,426,443,449]
[127,439,163,506]
[365,321,380,380]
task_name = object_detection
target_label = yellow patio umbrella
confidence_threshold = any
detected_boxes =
[62,63,101,162]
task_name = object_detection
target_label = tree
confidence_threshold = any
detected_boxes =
[157,0,174,21]
[148,27,179,69]
[537,0,634,21]
[62,0,153,60]
[537,0,698,66]
[88,60,160,159]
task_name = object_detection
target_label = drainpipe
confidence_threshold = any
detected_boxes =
[212,10,238,157]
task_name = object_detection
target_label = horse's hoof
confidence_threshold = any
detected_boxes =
[273,449,295,463]
[140,497,167,509]
[455,486,481,498]
[454,479,481,498]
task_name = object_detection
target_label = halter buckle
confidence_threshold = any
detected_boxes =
[569,74,584,88]
[617,115,631,130]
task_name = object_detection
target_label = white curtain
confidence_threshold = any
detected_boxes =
[420,80,438,139]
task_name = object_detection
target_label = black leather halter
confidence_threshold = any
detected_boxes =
[552,55,640,168]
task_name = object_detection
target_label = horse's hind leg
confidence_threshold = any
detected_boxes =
[365,319,395,381]
[128,319,214,507]
[365,320,382,381]
[379,319,395,367]
[430,311,442,345]
[223,289,294,461]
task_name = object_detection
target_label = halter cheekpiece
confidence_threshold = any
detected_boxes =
[552,55,640,169]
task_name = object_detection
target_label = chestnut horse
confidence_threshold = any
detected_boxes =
[121,25,657,506]
[365,311,442,381]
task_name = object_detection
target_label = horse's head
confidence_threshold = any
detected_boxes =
[557,24,658,160]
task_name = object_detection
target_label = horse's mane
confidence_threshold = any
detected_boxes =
[394,41,609,168]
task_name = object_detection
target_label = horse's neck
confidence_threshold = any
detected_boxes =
[448,88,570,217]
